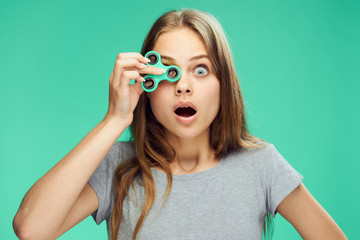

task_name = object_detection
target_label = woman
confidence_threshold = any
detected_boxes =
[13,8,347,240]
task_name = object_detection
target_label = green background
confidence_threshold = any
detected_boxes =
[1,0,358,239]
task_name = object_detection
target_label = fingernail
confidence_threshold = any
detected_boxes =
[146,58,151,63]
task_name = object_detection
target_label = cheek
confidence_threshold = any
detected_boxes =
[202,81,220,105]
[148,84,172,114]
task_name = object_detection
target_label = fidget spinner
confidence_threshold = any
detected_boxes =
[141,51,181,92]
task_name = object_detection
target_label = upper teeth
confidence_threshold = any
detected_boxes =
[180,106,190,108]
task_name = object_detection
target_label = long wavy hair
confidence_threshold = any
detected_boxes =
[110,8,274,240]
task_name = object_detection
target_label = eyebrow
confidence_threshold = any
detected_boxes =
[161,54,209,62]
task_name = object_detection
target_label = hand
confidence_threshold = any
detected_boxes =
[104,52,166,125]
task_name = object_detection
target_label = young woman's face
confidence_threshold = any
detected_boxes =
[147,27,220,140]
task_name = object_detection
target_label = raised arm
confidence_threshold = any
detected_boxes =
[12,117,129,240]
[12,52,165,240]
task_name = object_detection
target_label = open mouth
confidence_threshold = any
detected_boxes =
[174,107,197,117]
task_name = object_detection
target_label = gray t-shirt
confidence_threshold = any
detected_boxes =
[88,141,303,240]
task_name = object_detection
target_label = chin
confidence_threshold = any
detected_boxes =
[166,127,208,140]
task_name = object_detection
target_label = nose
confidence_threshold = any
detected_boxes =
[175,74,192,95]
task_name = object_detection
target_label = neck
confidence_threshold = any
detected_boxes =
[165,129,219,174]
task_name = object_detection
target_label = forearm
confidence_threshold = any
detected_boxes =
[13,117,129,238]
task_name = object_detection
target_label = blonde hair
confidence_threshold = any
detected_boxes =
[110,8,273,240]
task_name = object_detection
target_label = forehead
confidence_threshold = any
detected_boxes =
[152,28,209,62]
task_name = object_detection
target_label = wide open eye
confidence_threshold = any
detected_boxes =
[194,64,209,76]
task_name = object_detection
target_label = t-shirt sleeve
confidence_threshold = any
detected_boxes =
[87,143,119,225]
[262,143,304,217]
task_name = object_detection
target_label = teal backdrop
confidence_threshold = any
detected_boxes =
[1,0,358,239]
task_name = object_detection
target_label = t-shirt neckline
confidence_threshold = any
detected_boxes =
[150,155,225,180]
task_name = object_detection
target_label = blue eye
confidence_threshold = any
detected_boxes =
[194,64,208,76]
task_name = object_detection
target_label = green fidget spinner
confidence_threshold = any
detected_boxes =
[141,51,181,92]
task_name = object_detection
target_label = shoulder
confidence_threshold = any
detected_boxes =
[223,141,290,173]
[218,141,273,177]
[224,140,273,161]
[107,141,137,166]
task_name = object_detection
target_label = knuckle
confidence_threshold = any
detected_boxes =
[121,71,129,78]
[122,71,132,78]
[117,53,124,59]
[136,62,144,68]
[115,59,124,69]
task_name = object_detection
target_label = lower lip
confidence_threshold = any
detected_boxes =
[174,112,198,124]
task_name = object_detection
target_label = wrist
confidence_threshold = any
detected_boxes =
[102,114,132,129]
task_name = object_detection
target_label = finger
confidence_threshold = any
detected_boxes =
[118,58,166,74]
[138,64,166,76]
[113,58,166,84]
[119,71,144,89]
[112,58,147,84]
[118,58,149,71]
[116,52,150,64]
